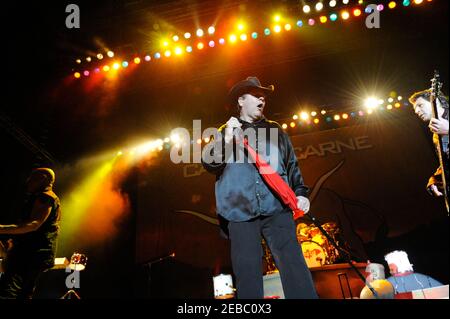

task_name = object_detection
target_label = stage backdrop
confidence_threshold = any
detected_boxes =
[135,111,446,297]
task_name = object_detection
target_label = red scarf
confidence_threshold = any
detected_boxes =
[242,138,304,219]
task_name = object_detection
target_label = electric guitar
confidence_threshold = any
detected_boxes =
[430,70,449,214]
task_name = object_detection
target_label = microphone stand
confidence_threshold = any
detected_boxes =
[143,253,175,298]
[304,212,379,299]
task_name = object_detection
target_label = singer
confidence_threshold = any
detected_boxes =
[201,76,318,299]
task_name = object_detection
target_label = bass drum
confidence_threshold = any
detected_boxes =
[301,241,327,268]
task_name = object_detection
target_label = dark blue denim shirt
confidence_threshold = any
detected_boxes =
[202,118,309,222]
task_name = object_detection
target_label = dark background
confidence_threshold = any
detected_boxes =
[1,0,448,298]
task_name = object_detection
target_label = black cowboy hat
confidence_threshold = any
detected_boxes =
[228,76,274,104]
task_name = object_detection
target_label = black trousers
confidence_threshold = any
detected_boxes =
[228,211,318,299]
[0,253,50,299]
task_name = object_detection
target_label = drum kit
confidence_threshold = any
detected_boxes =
[297,222,341,268]
[263,221,342,273]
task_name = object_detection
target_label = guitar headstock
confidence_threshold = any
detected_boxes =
[431,70,443,97]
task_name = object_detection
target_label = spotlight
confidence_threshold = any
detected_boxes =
[113,63,120,69]
[308,19,315,26]
[316,2,324,11]
[365,97,379,109]
[389,1,397,9]
[196,29,204,37]
[274,15,281,22]
[353,8,362,16]
[387,105,393,110]
[134,57,141,64]
[122,61,128,68]
[164,50,171,57]
[251,32,258,39]
[321,110,327,115]
[103,65,110,72]
[264,28,271,35]
[144,55,151,61]
[290,122,296,128]
[293,114,299,120]
[330,13,338,21]
[209,40,215,47]
[186,46,193,52]
[208,26,215,34]
[86,57,92,62]
[175,47,183,55]
[282,123,288,129]
[320,16,328,23]
[74,72,81,78]
[300,112,309,121]
[284,23,292,31]
[97,53,104,60]
[171,133,181,143]
[76,59,81,64]
[341,11,350,19]
[343,0,350,4]
[238,22,246,30]
[154,52,161,59]
[342,113,349,119]
[314,118,320,124]
[107,51,114,58]
[172,35,179,42]
[273,25,281,33]
[311,111,317,117]
[329,0,337,7]
[229,34,237,42]
[219,38,225,44]
[303,5,311,13]
[334,114,340,121]
[297,20,303,27]
[184,32,191,39]
[240,34,247,41]
[197,42,204,50]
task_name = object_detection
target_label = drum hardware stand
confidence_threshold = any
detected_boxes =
[337,273,353,299]
[304,213,379,299]
[143,252,175,298]
[61,289,81,299]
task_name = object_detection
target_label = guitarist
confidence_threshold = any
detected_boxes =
[409,89,449,205]
[0,168,61,299]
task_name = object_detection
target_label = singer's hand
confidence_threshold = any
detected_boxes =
[225,117,242,143]
[296,196,310,214]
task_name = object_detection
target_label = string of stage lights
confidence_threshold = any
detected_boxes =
[110,93,408,160]
[71,0,433,79]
